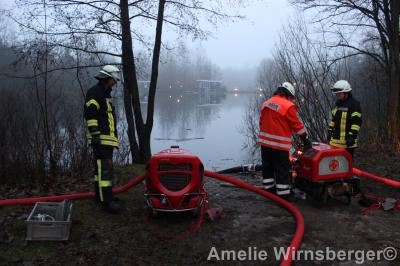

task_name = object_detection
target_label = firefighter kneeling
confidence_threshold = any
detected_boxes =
[258,82,312,202]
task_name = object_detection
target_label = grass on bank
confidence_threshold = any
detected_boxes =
[0,164,145,265]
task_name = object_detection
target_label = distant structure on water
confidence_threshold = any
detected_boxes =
[196,80,227,105]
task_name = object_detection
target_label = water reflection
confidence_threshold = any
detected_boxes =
[155,89,226,142]
[151,87,256,170]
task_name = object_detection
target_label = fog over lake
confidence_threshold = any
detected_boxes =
[149,90,258,171]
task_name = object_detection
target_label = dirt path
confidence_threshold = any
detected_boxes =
[0,148,399,265]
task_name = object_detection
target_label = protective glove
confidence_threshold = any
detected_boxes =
[303,138,312,150]
[300,133,312,150]
[346,135,355,147]
[327,130,332,142]
[91,134,101,147]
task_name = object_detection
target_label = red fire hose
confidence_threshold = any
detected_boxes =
[1,168,398,266]
[353,168,400,187]
[205,170,304,266]
[0,170,303,266]
[0,173,146,207]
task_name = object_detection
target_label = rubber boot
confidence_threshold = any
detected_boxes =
[264,187,276,195]
[100,187,122,214]
[94,181,101,204]
[102,201,123,214]
[279,193,298,203]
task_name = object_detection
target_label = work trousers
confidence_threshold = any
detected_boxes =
[261,146,291,196]
[92,145,114,204]
[346,148,355,159]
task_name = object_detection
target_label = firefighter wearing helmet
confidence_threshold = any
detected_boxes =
[258,82,312,201]
[328,80,362,158]
[84,65,122,214]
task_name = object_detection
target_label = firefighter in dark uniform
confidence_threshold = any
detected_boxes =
[328,80,362,158]
[84,65,121,213]
[258,82,312,201]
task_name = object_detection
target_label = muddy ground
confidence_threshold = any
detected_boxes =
[0,147,399,266]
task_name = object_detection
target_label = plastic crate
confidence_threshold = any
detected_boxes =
[26,199,73,241]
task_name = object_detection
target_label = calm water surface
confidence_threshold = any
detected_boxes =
[150,91,258,171]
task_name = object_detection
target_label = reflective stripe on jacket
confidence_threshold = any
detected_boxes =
[328,96,362,148]
[258,95,305,151]
[84,81,119,148]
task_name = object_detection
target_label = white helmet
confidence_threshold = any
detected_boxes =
[95,65,120,81]
[278,82,295,96]
[332,80,352,93]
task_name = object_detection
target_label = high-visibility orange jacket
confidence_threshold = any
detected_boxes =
[258,95,306,151]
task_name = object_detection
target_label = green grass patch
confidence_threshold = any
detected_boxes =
[0,163,147,265]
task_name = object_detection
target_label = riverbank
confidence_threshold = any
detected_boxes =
[0,147,399,265]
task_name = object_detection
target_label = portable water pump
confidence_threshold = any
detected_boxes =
[292,143,360,204]
[145,146,206,216]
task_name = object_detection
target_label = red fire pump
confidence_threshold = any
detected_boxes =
[145,146,206,216]
[292,143,360,204]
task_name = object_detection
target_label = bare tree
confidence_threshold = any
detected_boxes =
[0,43,96,185]
[244,18,367,153]
[291,0,400,145]
[10,0,245,162]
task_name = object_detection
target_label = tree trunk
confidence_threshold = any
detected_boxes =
[388,0,400,145]
[139,128,152,162]
[123,88,140,163]
[120,0,147,163]
[144,0,166,159]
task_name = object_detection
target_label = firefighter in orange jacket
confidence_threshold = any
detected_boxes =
[258,82,312,200]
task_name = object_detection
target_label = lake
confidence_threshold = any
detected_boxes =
[150,90,259,171]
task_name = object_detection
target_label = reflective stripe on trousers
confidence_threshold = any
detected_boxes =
[96,159,113,202]
[263,178,275,189]
[276,184,291,195]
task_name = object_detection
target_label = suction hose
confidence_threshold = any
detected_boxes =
[205,170,304,266]
[217,164,262,174]
[216,164,400,188]
[0,173,146,207]
[353,168,400,187]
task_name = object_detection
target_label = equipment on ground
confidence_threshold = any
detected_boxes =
[26,200,72,241]
[145,146,206,216]
[291,142,360,204]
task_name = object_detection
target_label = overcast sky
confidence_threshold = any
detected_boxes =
[2,0,295,70]
[191,1,295,69]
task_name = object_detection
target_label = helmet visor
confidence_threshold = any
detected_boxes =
[331,88,344,93]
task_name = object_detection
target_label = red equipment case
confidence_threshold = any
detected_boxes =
[293,143,359,204]
[145,146,205,214]
[294,143,353,181]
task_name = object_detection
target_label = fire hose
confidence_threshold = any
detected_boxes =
[353,168,400,187]
[0,173,147,207]
[205,170,304,266]
[0,169,399,266]
[0,171,303,266]
[217,163,400,188]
